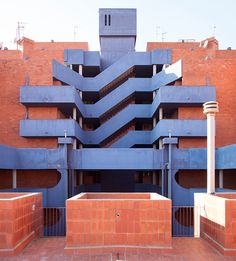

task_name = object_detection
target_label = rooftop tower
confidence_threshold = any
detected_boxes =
[99,8,137,69]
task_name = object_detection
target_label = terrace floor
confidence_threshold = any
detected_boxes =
[1,237,235,261]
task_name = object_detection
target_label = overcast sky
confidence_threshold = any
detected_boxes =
[0,0,235,51]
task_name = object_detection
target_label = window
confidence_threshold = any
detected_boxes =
[105,14,111,26]
[105,15,107,26]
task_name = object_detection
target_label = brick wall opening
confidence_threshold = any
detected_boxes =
[222,170,236,189]
[0,170,60,189]
[176,170,236,189]
[0,170,12,189]
[175,170,219,188]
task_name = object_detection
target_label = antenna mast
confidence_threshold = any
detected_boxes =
[15,22,26,49]
[74,25,78,42]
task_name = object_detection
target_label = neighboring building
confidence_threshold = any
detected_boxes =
[1,9,236,233]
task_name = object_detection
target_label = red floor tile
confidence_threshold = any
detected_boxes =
[1,237,236,260]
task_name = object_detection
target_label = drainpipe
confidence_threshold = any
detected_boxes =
[161,167,166,196]
[203,101,219,194]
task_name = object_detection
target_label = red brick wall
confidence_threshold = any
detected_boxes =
[177,170,207,188]
[28,107,66,120]
[0,50,22,59]
[179,139,207,148]
[216,50,236,59]
[0,170,60,189]
[222,170,236,190]
[178,107,205,120]
[17,170,60,188]
[177,170,220,188]
[225,199,236,250]
[0,37,88,149]
[200,216,226,250]
[0,170,12,189]
[65,193,171,254]
[0,192,43,256]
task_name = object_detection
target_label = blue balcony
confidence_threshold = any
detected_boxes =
[20,119,207,147]
[52,51,178,91]
[20,85,215,118]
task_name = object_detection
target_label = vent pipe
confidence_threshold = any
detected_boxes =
[203,101,219,194]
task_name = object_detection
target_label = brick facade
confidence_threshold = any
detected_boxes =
[0,38,88,149]
[147,38,236,148]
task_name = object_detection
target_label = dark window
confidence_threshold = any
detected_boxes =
[108,14,111,26]
[105,15,107,26]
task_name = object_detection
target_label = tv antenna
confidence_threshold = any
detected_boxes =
[74,25,78,42]
[162,32,167,42]
[213,26,216,37]
[156,26,160,41]
[15,22,27,49]
[16,22,27,40]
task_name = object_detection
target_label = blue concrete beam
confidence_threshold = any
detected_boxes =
[1,144,236,171]
[216,145,236,169]
[151,49,172,65]
[0,144,67,169]
[69,148,162,170]
[64,50,101,67]
[172,148,207,170]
